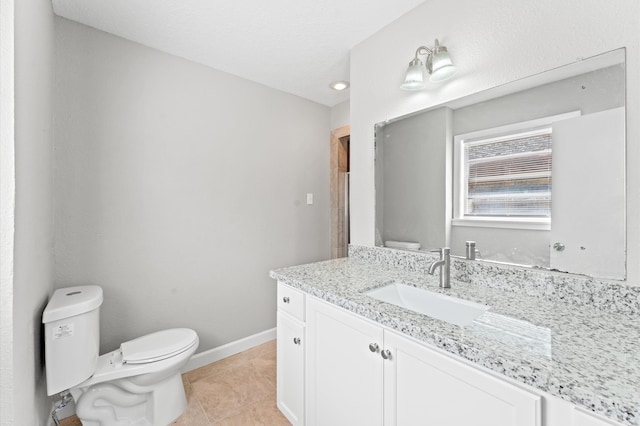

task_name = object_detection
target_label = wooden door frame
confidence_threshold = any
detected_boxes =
[330,125,350,259]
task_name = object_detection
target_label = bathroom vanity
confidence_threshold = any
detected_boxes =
[271,246,639,426]
[271,46,636,426]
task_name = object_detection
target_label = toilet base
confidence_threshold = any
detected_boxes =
[71,371,187,426]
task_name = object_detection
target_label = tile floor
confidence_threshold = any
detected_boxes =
[60,340,290,425]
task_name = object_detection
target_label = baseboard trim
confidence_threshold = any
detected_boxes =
[181,327,277,373]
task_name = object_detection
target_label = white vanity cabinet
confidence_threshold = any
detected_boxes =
[543,396,626,426]
[306,296,384,425]
[383,330,541,426]
[573,409,624,426]
[276,283,306,425]
[305,296,541,426]
[278,288,626,426]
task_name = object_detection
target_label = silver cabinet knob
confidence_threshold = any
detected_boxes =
[293,337,301,345]
[368,343,379,353]
[282,296,290,303]
[553,242,565,251]
[381,349,392,360]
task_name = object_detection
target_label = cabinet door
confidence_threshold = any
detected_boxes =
[306,297,384,426]
[277,311,305,425]
[384,331,541,426]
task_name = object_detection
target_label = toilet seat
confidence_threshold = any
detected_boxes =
[70,329,199,426]
[121,328,198,364]
[75,328,199,389]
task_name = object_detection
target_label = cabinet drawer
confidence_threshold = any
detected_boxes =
[278,282,305,321]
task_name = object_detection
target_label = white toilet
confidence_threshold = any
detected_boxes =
[43,285,199,426]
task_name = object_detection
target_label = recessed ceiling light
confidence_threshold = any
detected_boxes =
[329,81,350,91]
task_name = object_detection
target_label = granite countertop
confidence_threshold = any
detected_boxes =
[270,256,640,425]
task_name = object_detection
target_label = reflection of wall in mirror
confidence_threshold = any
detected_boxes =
[376,107,452,250]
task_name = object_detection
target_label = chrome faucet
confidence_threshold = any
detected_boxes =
[428,247,451,288]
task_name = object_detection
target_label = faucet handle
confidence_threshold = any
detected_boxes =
[429,247,450,257]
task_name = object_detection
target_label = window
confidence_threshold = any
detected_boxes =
[453,112,579,229]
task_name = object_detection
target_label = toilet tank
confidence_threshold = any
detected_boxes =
[42,285,103,396]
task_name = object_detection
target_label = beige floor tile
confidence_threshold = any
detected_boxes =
[59,415,82,426]
[258,339,276,355]
[249,349,277,386]
[172,379,211,425]
[192,362,275,423]
[235,340,275,365]
[185,341,275,384]
[213,393,290,426]
[184,354,246,384]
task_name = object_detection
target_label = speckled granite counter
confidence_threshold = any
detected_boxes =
[270,247,640,425]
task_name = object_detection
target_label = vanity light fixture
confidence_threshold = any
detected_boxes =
[329,80,350,91]
[400,39,457,90]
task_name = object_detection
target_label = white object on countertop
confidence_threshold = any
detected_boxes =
[385,240,421,250]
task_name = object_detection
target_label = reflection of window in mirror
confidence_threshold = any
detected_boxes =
[452,111,579,230]
[463,128,552,218]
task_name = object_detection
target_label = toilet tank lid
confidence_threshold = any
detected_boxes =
[42,285,104,324]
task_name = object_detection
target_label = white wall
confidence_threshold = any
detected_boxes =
[350,0,640,284]
[330,100,350,130]
[0,0,16,422]
[54,18,331,353]
[0,0,56,424]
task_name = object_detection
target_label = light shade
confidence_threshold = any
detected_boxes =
[427,46,457,82]
[401,39,457,90]
[400,58,426,91]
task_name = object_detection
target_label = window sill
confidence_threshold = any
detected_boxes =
[451,217,551,231]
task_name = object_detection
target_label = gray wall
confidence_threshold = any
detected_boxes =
[452,65,625,135]
[54,18,331,353]
[6,0,55,424]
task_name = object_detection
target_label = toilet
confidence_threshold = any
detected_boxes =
[43,285,199,426]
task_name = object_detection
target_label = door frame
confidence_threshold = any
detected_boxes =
[330,125,350,258]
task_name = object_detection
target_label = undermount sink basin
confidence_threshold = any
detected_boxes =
[365,282,489,327]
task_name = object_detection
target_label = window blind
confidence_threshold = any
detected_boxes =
[464,129,552,217]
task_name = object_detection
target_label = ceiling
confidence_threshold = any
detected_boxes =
[52,0,427,107]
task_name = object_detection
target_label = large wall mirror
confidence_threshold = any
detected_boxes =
[375,49,626,280]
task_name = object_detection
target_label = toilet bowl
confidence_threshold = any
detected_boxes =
[43,285,199,426]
